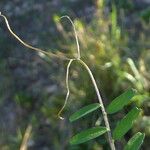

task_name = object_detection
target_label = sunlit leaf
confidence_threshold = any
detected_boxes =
[113,107,141,140]
[70,127,108,145]
[124,132,145,150]
[107,89,136,114]
[69,103,101,122]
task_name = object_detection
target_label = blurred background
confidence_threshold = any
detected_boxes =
[0,0,149,150]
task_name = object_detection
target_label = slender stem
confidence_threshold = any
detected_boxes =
[78,59,116,150]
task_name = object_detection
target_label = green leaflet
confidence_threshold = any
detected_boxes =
[69,103,101,122]
[140,7,150,22]
[124,132,145,150]
[113,107,141,140]
[70,127,108,145]
[107,89,136,114]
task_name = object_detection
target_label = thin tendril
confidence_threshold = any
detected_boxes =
[57,59,74,120]
[60,15,81,59]
[0,13,70,60]
[57,15,81,119]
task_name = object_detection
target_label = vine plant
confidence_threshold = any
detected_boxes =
[0,12,145,150]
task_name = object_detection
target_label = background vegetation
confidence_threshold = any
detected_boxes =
[0,0,149,150]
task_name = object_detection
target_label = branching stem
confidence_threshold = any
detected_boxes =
[58,16,116,150]
[0,13,116,150]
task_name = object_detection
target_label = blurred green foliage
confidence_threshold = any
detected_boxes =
[0,0,149,150]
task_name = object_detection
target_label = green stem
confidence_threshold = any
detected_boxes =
[78,59,116,150]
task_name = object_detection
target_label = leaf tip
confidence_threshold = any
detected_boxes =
[106,128,110,131]
[58,116,65,120]
[69,117,73,122]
